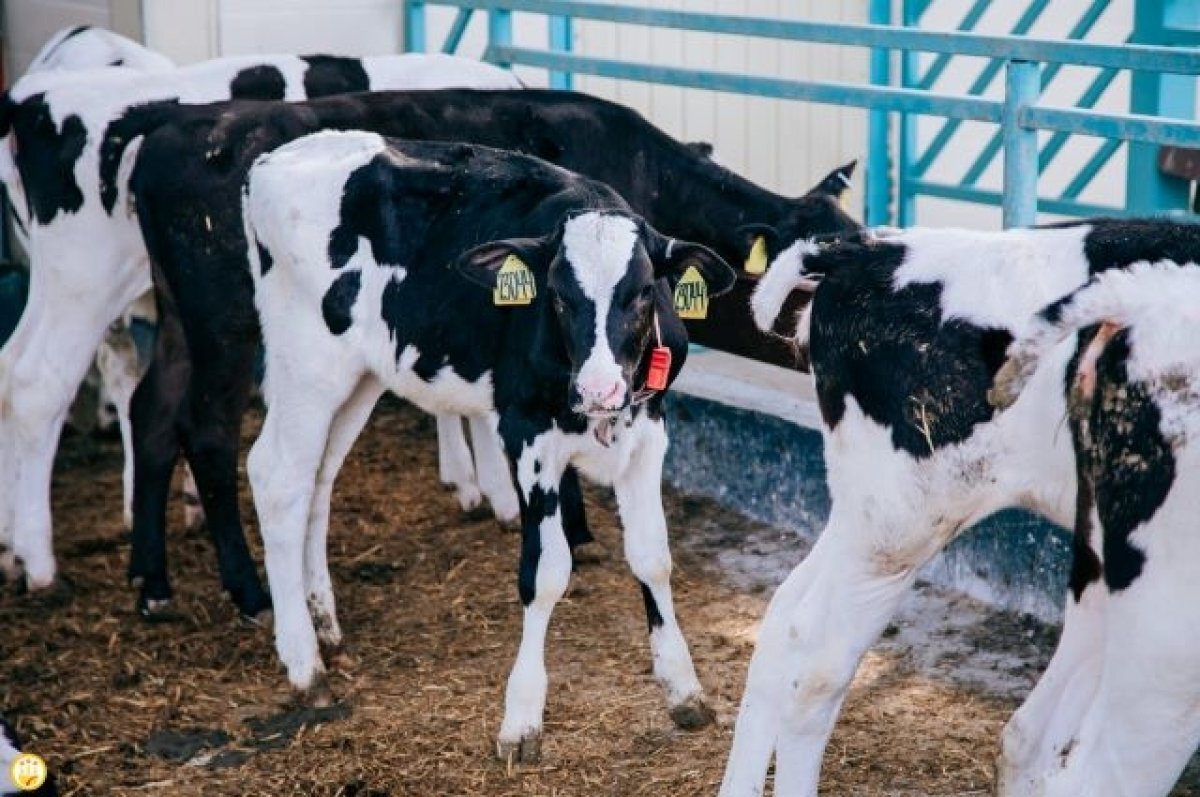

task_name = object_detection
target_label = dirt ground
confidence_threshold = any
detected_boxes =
[2,397,1198,796]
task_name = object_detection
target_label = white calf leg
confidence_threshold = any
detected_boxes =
[468,413,519,525]
[721,508,923,797]
[614,417,709,726]
[498,439,572,762]
[95,319,144,530]
[1043,575,1200,797]
[435,413,482,512]
[997,580,1106,796]
[304,376,384,652]
[248,385,344,699]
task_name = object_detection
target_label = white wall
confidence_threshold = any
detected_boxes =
[4,0,111,77]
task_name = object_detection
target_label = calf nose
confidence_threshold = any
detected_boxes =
[577,379,626,411]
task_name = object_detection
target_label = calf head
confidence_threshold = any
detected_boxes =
[738,161,861,274]
[456,211,735,416]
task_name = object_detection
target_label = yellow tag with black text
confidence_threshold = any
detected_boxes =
[492,254,536,306]
[674,265,709,320]
[744,235,768,275]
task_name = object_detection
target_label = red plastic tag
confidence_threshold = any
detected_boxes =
[646,346,672,391]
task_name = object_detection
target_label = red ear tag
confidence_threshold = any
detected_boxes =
[646,346,672,391]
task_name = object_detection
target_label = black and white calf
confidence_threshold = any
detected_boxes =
[725,219,1200,796]
[244,131,736,761]
[111,86,858,619]
[989,262,1200,797]
[0,51,519,601]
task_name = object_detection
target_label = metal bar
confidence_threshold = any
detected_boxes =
[1061,139,1123,200]
[548,15,574,89]
[423,0,1200,74]
[961,66,1118,187]
[958,5,1116,187]
[488,6,513,67]
[913,0,990,91]
[405,0,427,52]
[897,0,921,227]
[866,0,892,225]
[1024,105,1200,147]
[492,46,1003,121]
[1002,61,1040,227]
[441,8,474,53]
[912,0,1050,177]
[910,179,1126,219]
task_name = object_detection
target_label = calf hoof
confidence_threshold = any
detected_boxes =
[495,514,521,533]
[462,505,493,523]
[669,695,716,731]
[22,574,73,606]
[227,576,273,622]
[455,485,484,514]
[293,672,335,708]
[243,607,274,629]
[321,643,356,672]
[496,731,541,765]
[137,594,178,622]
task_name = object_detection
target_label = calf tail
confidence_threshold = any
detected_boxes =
[97,98,180,215]
[749,241,820,334]
[989,261,1200,410]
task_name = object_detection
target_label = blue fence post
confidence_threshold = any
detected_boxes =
[488,7,514,67]
[1002,60,1040,228]
[866,0,892,226]
[896,0,923,227]
[404,0,427,53]
[1126,0,1196,214]
[548,15,574,89]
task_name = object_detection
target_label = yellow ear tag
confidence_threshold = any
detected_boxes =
[744,235,768,275]
[674,264,709,320]
[492,254,536,306]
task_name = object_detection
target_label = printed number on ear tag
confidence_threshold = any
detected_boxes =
[744,235,768,275]
[674,264,709,320]
[493,254,536,306]
[646,346,672,391]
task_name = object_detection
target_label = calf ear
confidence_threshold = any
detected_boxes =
[806,160,857,199]
[735,223,778,275]
[647,229,737,298]
[453,236,547,290]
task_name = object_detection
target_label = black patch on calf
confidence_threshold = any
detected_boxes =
[519,485,560,606]
[63,25,91,42]
[1082,332,1174,592]
[256,240,274,276]
[321,270,361,335]
[809,242,1013,458]
[99,99,183,214]
[1079,218,1200,274]
[1065,327,1103,602]
[329,157,429,270]
[14,98,87,225]
[640,582,665,630]
[301,55,370,97]
[229,66,287,100]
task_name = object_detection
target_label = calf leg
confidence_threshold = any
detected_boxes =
[497,433,573,764]
[468,414,521,526]
[127,313,191,613]
[996,582,1106,796]
[436,413,482,512]
[178,337,270,620]
[2,299,122,588]
[95,319,144,530]
[248,386,343,703]
[304,376,384,659]
[1042,577,1200,797]
[559,466,595,552]
[613,416,709,727]
[720,507,926,797]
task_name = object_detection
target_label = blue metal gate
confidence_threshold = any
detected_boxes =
[405,0,1200,229]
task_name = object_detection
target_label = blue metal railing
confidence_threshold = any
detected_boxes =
[404,0,1200,228]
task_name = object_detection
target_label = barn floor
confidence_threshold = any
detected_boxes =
[3,397,1198,796]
